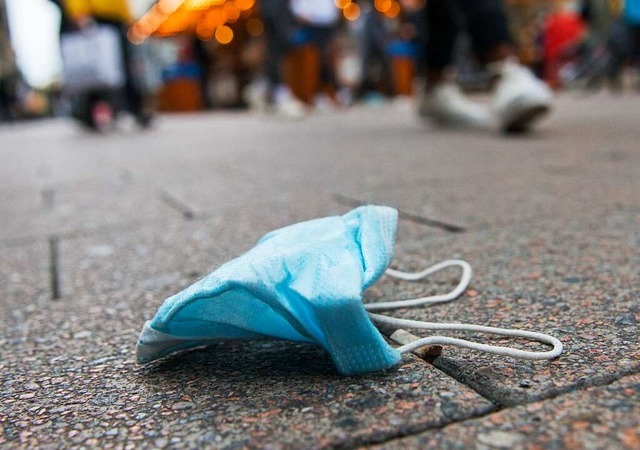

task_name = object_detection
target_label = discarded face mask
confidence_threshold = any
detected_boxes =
[136,205,562,375]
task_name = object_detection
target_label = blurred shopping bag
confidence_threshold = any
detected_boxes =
[61,25,126,93]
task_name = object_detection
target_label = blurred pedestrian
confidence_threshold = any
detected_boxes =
[418,0,554,133]
[49,0,153,127]
[0,0,18,121]
[542,3,586,88]
[258,0,306,117]
[291,0,342,110]
[357,4,393,99]
[620,0,640,88]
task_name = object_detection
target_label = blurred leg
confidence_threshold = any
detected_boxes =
[312,26,338,90]
[0,79,9,121]
[419,0,492,128]
[261,0,291,95]
[424,0,458,88]
[110,24,140,116]
[454,0,515,64]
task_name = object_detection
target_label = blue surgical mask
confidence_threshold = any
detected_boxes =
[137,205,562,375]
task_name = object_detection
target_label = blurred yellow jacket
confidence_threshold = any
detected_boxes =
[63,0,133,24]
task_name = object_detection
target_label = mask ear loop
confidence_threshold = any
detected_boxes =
[366,259,473,311]
[364,259,563,360]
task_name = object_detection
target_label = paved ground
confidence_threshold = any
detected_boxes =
[1,93,639,449]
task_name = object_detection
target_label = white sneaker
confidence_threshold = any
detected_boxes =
[271,85,306,120]
[244,79,268,112]
[418,83,492,129]
[493,60,553,133]
[313,92,337,114]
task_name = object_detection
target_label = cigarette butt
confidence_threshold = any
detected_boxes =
[389,329,442,358]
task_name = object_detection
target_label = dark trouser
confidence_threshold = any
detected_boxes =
[0,76,17,121]
[113,22,144,117]
[262,0,293,87]
[425,0,511,70]
[306,25,338,89]
[609,23,640,88]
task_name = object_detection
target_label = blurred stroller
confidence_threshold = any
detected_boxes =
[50,0,157,131]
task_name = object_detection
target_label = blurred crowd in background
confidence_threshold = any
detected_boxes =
[0,0,639,126]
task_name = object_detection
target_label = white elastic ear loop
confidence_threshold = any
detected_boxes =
[365,259,563,360]
[369,313,563,360]
[365,259,472,311]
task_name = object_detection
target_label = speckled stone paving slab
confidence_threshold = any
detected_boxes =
[54,204,443,300]
[0,242,50,332]
[336,160,638,229]
[1,286,494,449]
[376,372,640,450]
[2,94,640,448]
[0,121,116,190]
[366,207,639,407]
[0,178,179,241]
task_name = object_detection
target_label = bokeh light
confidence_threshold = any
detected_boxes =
[215,25,234,44]
[222,2,240,22]
[246,18,264,37]
[158,0,184,14]
[234,0,256,12]
[127,26,144,45]
[343,2,360,21]
[185,0,223,9]
[374,0,392,13]
[386,1,401,18]
[203,6,227,28]
[196,19,215,40]
[334,0,351,9]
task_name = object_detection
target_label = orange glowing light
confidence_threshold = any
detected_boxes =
[185,0,217,10]
[215,25,234,44]
[246,18,264,37]
[374,0,392,12]
[154,8,200,35]
[343,2,360,20]
[127,27,144,44]
[234,0,256,11]
[334,0,351,9]
[196,20,215,39]
[204,6,227,28]
[386,1,400,17]
[223,2,240,21]
[158,0,183,14]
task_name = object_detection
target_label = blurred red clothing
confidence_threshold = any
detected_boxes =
[542,10,586,87]
[544,11,586,60]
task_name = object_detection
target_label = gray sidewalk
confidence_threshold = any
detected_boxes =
[1,94,639,449]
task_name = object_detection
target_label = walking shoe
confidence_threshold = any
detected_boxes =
[271,85,306,120]
[313,92,339,114]
[492,60,553,133]
[417,83,492,129]
[91,101,114,132]
[243,79,268,112]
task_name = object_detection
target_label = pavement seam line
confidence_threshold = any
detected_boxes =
[427,355,640,407]
[48,235,60,300]
[332,193,467,233]
[116,165,198,220]
[332,405,499,449]
[369,368,640,447]
[156,188,197,220]
[426,357,505,407]
[364,369,640,448]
